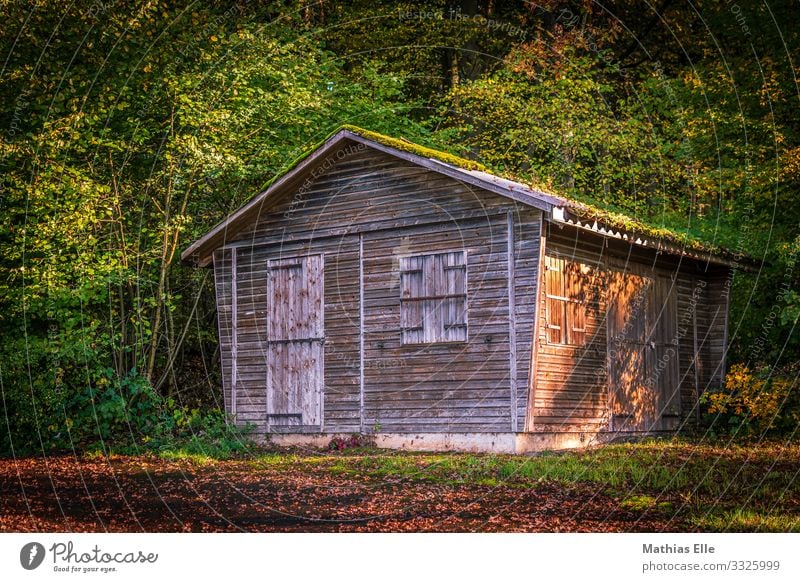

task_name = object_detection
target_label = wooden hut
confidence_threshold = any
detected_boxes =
[182,126,744,452]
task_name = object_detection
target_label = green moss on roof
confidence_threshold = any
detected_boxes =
[341,127,729,256]
[258,124,486,192]
[340,125,489,172]
[262,124,741,261]
[567,202,730,258]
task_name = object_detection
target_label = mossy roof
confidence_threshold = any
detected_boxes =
[338,125,742,262]
[185,124,749,267]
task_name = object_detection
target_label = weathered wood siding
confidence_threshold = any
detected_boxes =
[212,248,235,416]
[532,225,610,432]
[361,216,514,432]
[210,140,728,437]
[213,144,541,434]
[532,222,730,433]
[213,236,360,437]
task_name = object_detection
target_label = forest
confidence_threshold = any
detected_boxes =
[1,0,798,456]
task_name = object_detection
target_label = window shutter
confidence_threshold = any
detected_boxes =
[400,251,468,344]
[545,255,588,346]
[566,262,587,345]
[441,251,467,342]
[545,256,567,344]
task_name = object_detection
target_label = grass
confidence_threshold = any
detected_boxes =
[696,509,800,532]
[247,437,798,532]
[78,436,798,531]
[80,431,256,464]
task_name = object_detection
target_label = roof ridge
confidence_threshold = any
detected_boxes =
[182,124,754,268]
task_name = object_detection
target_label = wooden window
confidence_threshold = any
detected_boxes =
[544,255,587,345]
[400,251,467,344]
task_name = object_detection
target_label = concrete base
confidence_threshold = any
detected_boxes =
[265,431,670,454]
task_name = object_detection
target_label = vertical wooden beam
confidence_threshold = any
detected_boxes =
[230,248,238,420]
[720,271,731,386]
[604,238,613,431]
[359,233,365,433]
[319,255,326,433]
[692,275,701,425]
[264,260,271,434]
[525,214,546,432]
[507,211,518,432]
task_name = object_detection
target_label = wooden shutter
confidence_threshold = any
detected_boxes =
[400,250,467,344]
[399,255,425,344]
[545,255,588,346]
[545,255,567,344]
[266,254,324,428]
[440,251,467,342]
[565,261,587,345]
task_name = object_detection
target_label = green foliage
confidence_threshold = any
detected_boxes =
[438,49,682,214]
[0,363,250,455]
[1,0,798,451]
[0,1,430,452]
[702,363,800,436]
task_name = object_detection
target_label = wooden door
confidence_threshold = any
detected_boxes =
[646,273,681,427]
[266,254,324,430]
[607,265,679,431]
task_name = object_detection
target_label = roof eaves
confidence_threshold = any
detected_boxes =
[181,129,353,266]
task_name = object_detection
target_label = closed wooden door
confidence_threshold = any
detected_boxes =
[266,254,324,430]
[607,265,679,431]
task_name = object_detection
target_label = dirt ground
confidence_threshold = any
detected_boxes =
[0,454,688,532]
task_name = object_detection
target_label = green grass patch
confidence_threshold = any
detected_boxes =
[695,509,800,533]
[158,450,217,465]
[620,495,659,511]
[307,439,799,530]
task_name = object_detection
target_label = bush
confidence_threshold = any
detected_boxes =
[702,363,800,435]
[0,364,252,456]
[66,369,160,443]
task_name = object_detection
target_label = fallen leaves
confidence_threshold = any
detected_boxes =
[0,453,686,533]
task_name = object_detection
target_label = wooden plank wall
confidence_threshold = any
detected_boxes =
[213,237,360,437]
[533,225,610,432]
[212,143,729,436]
[533,222,731,433]
[513,211,542,430]
[362,215,510,432]
[702,274,730,391]
[675,271,703,425]
[213,146,541,434]
[212,248,235,416]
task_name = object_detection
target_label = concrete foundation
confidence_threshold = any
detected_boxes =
[265,431,669,454]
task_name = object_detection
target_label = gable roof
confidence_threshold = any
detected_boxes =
[181,126,752,270]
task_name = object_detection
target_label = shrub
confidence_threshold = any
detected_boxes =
[703,363,800,435]
[0,364,252,456]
